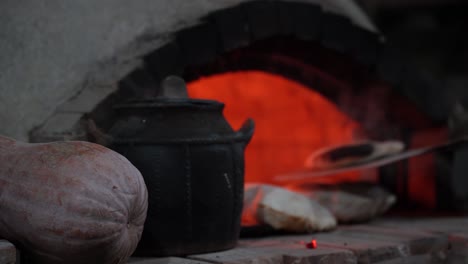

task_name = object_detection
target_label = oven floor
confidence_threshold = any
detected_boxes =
[128,217,468,264]
[1,217,467,263]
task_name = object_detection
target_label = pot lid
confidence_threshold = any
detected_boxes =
[115,75,224,110]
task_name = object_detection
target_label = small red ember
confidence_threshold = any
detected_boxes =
[305,239,317,249]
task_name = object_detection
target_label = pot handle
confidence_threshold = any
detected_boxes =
[237,118,255,147]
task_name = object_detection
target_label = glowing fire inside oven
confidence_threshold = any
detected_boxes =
[188,71,371,185]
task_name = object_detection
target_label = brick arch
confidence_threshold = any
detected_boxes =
[28,0,377,142]
[86,0,437,142]
[30,0,440,142]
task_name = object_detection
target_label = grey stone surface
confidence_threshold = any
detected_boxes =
[374,254,432,264]
[0,240,16,264]
[28,112,87,142]
[189,246,356,264]
[0,0,372,141]
[33,113,83,134]
[128,257,210,264]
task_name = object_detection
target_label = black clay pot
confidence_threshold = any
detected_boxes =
[105,77,255,256]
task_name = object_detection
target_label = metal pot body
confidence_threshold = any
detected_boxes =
[107,99,254,256]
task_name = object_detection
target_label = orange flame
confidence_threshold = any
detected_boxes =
[188,71,367,185]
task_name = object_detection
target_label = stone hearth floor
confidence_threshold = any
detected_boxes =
[2,217,468,263]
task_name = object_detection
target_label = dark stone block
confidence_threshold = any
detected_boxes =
[451,144,468,211]
[435,152,455,210]
[177,23,220,66]
[209,6,250,51]
[319,14,382,68]
[276,1,295,36]
[145,41,185,81]
[320,12,355,54]
[243,1,280,40]
[379,164,400,196]
[377,41,447,122]
[377,44,406,86]
[397,71,449,122]
[350,29,383,67]
[278,2,322,40]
